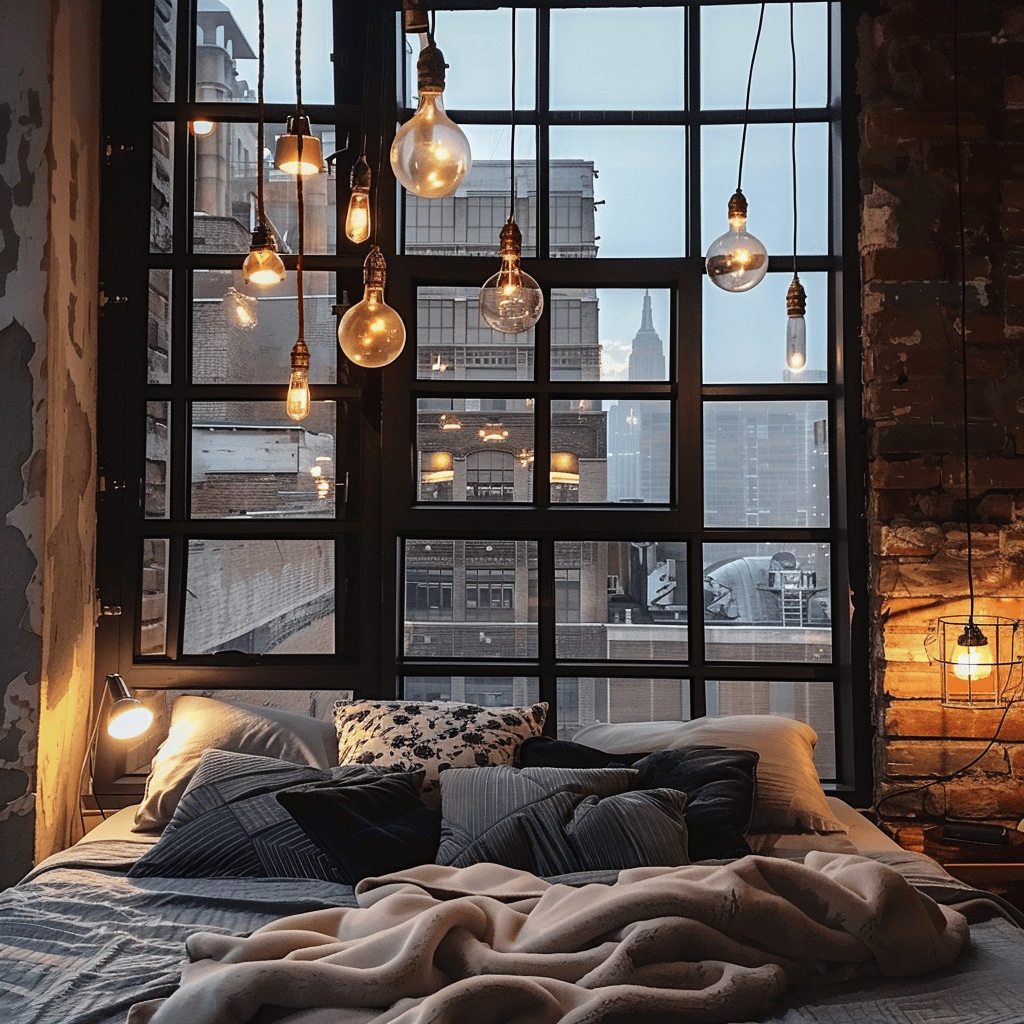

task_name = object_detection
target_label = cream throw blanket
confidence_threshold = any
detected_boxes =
[133,852,968,1024]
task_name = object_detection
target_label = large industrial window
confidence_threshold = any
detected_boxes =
[97,1,867,799]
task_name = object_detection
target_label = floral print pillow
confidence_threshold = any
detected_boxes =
[333,700,548,805]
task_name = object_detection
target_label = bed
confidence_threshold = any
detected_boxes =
[3,697,1024,1024]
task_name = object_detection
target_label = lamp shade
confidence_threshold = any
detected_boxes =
[275,115,324,176]
[105,674,154,740]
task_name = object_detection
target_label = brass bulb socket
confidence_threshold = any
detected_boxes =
[727,189,748,220]
[786,276,807,318]
[249,224,275,251]
[290,336,310,369]
[350,154,372,191]
[363,245,388,289]
[417,42,448,93]
[499,216,523,257]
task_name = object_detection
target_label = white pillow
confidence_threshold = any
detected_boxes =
[572,715,846,836]
[133,696,337,832]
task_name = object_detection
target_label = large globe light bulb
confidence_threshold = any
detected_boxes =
[706,189,768,293]
[390,42,471,199]
[786,274,807,372]
[479,217,543,334]
[338,246,406,368]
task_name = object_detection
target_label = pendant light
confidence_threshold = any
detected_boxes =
[345,151,372,244]
[274,0,324,178]
[243,0,286,287]
[222,285,258,329]
[390,8,471,199]
[784,3,806,373]
[337,246,406,367]
[705,4,769,293]
[479,6,543,334]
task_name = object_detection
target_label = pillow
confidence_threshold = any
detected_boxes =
[333,700,548,806]
[128,750,402,881]
[435,765,690,875]
[133,696,337,832]
[277,774,441,884]
[572,715,846,836]
[517,736,758,862]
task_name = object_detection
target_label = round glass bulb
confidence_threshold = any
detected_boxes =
[391,89,471,199]
[706,219,768,292]
[338,286,406,367]
[107,699,154,740]
[243,245,286,287]
[480,265,544,334]
[953,640,994,681]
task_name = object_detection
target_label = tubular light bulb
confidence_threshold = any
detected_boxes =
[953,623,993,681]
[337,246,406,368]
[345,155,372,244]
[286,337,311,421]
[706,189,768,293]
[786,274,807,372]
[390,41,471,199]
[222,286,258,329]
[243,226,286,287]
[274,114,324,177]
[479,217,543,334]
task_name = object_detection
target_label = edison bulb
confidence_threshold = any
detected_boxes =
[786,274,807,372]
[222,286,258,329]
[954,624,993,681]
[345,190,371,243]
[479,217,543,334]
[706,189,768,292]
[243,227,286,287]
[286,338,311,421]
[390,42,471,199]
[338,246,406,368]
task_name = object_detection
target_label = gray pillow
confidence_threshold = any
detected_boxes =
[436,765,690,875]
[134,696,337,832]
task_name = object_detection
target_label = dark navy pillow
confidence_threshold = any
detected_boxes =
[516,736,758,862]
[277,773,441,884]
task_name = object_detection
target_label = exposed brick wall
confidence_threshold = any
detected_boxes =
[860,0,1024,845]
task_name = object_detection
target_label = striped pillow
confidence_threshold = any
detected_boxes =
[436,765,690,874]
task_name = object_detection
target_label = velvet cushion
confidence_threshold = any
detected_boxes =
[572,715,846,836]
[333,700,547,806]
[133,696,337,832]
[128,750,403,881]
[435,764,690,874]
[277,773,441,884]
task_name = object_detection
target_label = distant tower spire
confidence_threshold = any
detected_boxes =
[628,290,665,381]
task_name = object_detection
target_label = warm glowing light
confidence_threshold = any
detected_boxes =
[337,246,406,368]
[786,274,807,372]
[953,624,994,681]
[478,422,509,443]
[706,190,768,293]
[422,450,454,483]
[243,227,286,287]
[550,451,580,484]
[190,119,216,137]
[107,700,154,740]
[275,115,324,176]
[438,412,462,431]
[479,217,543,334]
[345,154,372,243]
[390,42,471,199]
[286,337,311,421]
[222,286,259,329]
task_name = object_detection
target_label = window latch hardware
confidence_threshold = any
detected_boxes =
[104,140,133,163]
[100,605,122,617]
[100,290,128,310]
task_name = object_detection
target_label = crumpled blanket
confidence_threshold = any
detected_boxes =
[132,852,968,1024]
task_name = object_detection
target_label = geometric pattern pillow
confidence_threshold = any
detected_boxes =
[333,700,547,807]
[127,750,390,881]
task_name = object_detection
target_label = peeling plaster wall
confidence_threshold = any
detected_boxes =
[0,0,100,882]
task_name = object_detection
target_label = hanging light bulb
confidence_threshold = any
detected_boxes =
[275,114,324,176]
[479,216,543,334]
[190,119,216,137]
[706,189,768,292]
[953,621,994,681]
[390,40,471,199]
[345,154,372,244]
[222,286,258,329]
[438,412,462,431]
[337,245,406,367]
[286,336,311,421]
[243,225,286,287]
[786,274,807,372]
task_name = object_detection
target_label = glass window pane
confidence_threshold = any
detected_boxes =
[404,10,536,111]
[403,128,536,257]
[153,0,176,101]
[403,540,537,657]
[550,127,685,258]
[416,286,535,382]
[701,3,828,111]
[702,123,829,259]
[555,541,687,660]
[707,680,836,777]
[194,0,334,105]
[148,270,172,384]
[151,121,174,253]
[703,272,828,384]
[702,542,831,663]
[190,401,338,519]
[192,270,337,384]
[551,8,686,111]
[403,677,541,707]
[140,539,170,656]
[581,399,672,505]
[703,400,829,528]
[145,402,170,519]
[551,288,670,382]
[557,678,691,742]
[183,538,335,654]
[417,399,534,503]
[193,121,337,255]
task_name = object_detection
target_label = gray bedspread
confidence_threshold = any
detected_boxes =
[1,842,1023,1024]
